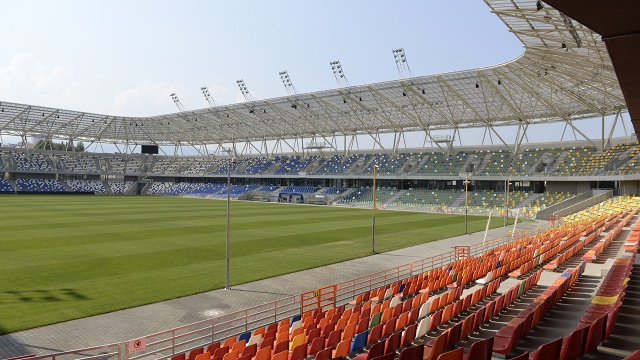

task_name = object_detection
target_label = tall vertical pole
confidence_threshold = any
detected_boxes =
[465,173,469,234]
[504,178,508,227]
[225,157,231,290]
[372,165,378,253]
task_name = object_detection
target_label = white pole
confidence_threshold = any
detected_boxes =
[225,154,232,290]
[464,173,469,234]
[512,209,520,240]
[483,212,492,245]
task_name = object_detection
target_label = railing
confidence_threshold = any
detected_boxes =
[127,296,299,360]
[21,220,558,360]
[300,285,337,315]
[26,343,121,360]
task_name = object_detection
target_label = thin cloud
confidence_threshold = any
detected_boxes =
[112,81,187,116]
[0,53,79,108]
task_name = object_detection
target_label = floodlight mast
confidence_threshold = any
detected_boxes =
[392,48,413,78]
[170,93,187,112]
[279,71,297,95]
[329,60,350,87]
[236,80,255,102]
[201,87,219,107]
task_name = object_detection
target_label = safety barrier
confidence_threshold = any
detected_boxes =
[26,343,121,360]
[300,284,337,314]
[126,296,299,360]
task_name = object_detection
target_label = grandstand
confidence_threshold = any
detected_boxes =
[2,138,640,217]
[1,0,640,359]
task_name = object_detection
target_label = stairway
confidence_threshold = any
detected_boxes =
[59,180,74,192]
[450,192,467,208]
[414,155,431,172]
[233,161,250,173]
[400,154,418,174]
[383,191,404,205]
[7,179,18,192]
[473,153,493,175]
[545,151,568,173]
[461,153,479,173]
[515,193,541,209]
[265,161,282,174]
[102,180,113,194]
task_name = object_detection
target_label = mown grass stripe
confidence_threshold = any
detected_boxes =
[0,195,513,334]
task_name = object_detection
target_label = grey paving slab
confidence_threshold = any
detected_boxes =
[0,220,545,359]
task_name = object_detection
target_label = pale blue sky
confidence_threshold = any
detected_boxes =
[0,1,632,149]
[0,1,521,116]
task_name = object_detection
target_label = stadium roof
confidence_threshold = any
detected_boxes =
[0,0,628,149]
[542,0,640,139]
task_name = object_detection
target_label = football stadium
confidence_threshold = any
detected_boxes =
[1,0,640,359]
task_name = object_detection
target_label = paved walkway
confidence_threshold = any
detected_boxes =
[0,220,546,359]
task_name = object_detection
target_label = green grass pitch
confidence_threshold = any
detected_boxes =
[0,195,509,334]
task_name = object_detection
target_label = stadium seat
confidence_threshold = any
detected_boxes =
[397,344,423,360]
[435,348,463,360]
[464,336,493,360]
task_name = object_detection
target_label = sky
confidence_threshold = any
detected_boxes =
[0,0,633,150]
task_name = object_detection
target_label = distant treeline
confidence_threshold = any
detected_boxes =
[35,140,85,152]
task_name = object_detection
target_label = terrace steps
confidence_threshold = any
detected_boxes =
[449,192,467,208]
[546,150,569,173]
[473,152,493,175]
[515,193,541,209]
[59,180,74,192]
[102,180,113,194]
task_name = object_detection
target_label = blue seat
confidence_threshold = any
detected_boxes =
[237,331,251,343]
[350,330,369,354]
[397,283,405,295]
[289,314,301,327]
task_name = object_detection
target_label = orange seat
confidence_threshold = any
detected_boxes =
[397,345,423,360]
[222,350,239,360]
[187,348,204,360]
[194,352,210,360]
[271,351,287,360]
[271,341,287,357]
[332,339,351,359]
[341,322,356,341]
[253,347,271,360]
[423,329,448,360]
[464,336,493,360]
[290,325,304,340]
[492,321,524,355]
[395,311,408,331]
[206,343,221,356]
[172,354,186,360]
[435,347,463,360]
[223,337,236,349]
[287,344,306,360]
[231,340,246,354]
[529,337,562,360]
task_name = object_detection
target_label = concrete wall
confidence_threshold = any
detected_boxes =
[536,189,613,220]
[619,181,640,196]
[546,181,591,193]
